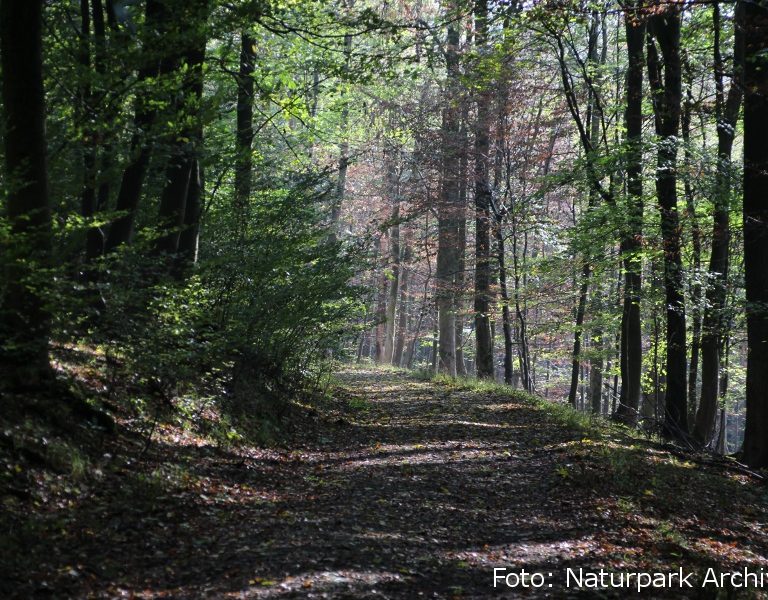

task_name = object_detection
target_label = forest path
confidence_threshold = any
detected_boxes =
[11,366,768,599]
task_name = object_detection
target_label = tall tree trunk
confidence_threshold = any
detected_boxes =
[0,0,53,388]
[615,2,645,425]
[104,0,170,252]
[568,12,602,407]
[374,236,389,364]
[682,64,702,427]
[431,301,439,372]
[568,262,591,406]
[393,259,410,367]
[383,157,400,364]
[715,333,730,454]
[84,0,113,261]
[178,160,203,264]
[694,1,743,446]
[473,0,494,379]
[235,33,255,218]
[494,9,515,387]
[155,0,208,263]
[496,221,514,386]
[647,9,688,440]
[78,0,102,263]
[741,0,768,468]
[454,102,470,377]
[589,295,604,414]
[512,220,532,392]
[435,13,461,376]
[330,25,353,241]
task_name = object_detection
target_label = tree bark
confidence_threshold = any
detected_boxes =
[615,2,645,425]
[154,1,208,265]
[383,158,401,364]
[568,11,603,407]
[694,1,743,446]
[104,0,170,252]
[178,160,203,264]
[330,26,353,241]
[646,9,688,440]
[374,236,389,364]
[454,101,470,377]
[568,263,591,406]
[473,0,494,379]
[78,0,102,263]
[84,0,113,262]
[235,33,255,218]
[435,13,461,376]
[741,0,768,468]
[393,261,410,367]
[0,0,53,388]
[681,56,702,427]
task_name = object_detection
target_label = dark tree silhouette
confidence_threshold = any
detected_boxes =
[0,0,53,389]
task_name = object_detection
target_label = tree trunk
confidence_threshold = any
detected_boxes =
[512,223,532,392]
[568,263,591,406]
[330,27,353,241]
[78,0,102,263]
[0,0,53,389]
[83,0,113,262]
[741,0,768,468]
[178,160,203,264]
[473,0,494,379]
[235,33,255,218]
[393,263,409,367]
[155,1,208,264]
[589,308,604,414]
[647,10,688,440]
[694,1,743,446]
[104,0,170,252]
[454,101,470,377]
[374,236,389,364]
[383,162,400,363]
[496,220,514,386]
[682,57,702,427]
[435,14,461,376]
[615,3,644,425]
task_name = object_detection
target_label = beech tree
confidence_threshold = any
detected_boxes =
[646,5,688,440]
[615,0,645,425]
[741,0,768,468]
[435,8,461,376]
[473,0,495,379]
[0,0,53,389]
[694,2,743,446]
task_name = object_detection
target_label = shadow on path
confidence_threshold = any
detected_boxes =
[5,367,767,599]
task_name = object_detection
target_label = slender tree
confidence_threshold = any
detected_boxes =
[383,149,401,364]
[235,32,256,218]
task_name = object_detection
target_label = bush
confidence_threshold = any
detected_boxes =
[77,167,363,437]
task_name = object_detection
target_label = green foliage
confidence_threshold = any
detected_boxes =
[78,165,362,438]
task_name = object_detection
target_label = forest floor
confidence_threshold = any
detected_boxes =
[3,364,768,599]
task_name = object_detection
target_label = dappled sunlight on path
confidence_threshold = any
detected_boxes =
[8,367,768,599]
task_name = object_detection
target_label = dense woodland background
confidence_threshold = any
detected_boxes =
[2,0,768,467]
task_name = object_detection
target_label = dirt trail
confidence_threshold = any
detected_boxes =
[6,367,768,599]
